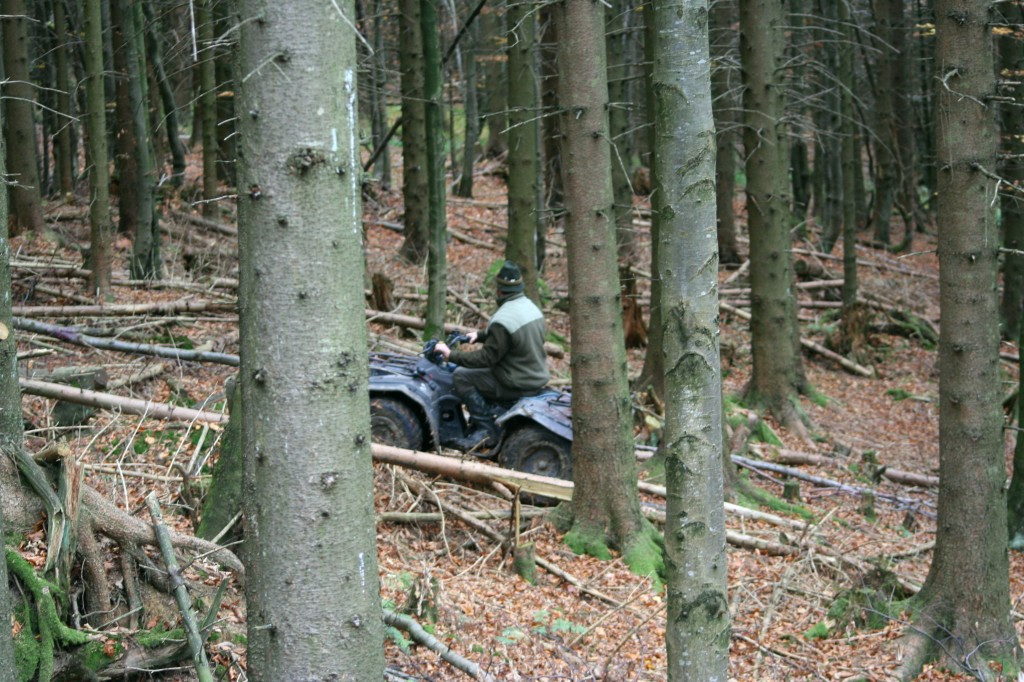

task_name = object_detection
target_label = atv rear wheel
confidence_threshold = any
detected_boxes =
[370,397,426,451]
[500,424,572,480]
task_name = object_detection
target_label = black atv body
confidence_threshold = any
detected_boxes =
[368,337,573,481]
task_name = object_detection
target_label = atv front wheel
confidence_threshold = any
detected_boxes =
[370,397,426,451]
[500,424,572,480]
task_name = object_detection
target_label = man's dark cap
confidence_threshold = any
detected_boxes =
[496,260,525,295]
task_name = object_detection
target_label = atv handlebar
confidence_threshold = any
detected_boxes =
[423,332,471,365]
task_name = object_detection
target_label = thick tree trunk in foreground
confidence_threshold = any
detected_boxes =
[554,0,657,572]
[236,1,384,678]
[652,0,729,678]
[0,103,21,682]
[899,1,1021,678]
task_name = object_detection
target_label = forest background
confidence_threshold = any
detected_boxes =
[1,0,1024,680]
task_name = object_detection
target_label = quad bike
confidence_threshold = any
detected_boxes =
[368,333,573,481]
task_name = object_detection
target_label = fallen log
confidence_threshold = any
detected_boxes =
[12,299,235,318]
[19,378,228,424]
[720,302,873,377]
[751,444,939,488]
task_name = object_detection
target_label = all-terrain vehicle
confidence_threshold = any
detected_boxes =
[369,333,573,481]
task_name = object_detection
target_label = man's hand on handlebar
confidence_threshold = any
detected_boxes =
[434,331,477,361]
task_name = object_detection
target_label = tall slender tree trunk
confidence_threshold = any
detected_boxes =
[0,102,21,682]
[2,0,45,235]
[53,0,75,198]
[740,0,808,433]
[123,0,161,280]
[84,0,112,298]
[197,0,219,220]
[111,0,138,236]
[870,0,896,246]
[506,0,541,300]
[711,0,740,266]
[652,0,729,678]
[456,20,480,199]
[899,0,1021,677]
[370,0,391,188]
[607,0,635,263]
[999,1,1024,340]
[554,0,658,572]
[421,0,447,341]
[236,0,384,678]
[480,1,508,159]
[399,0,429,263]
[142,2,186,188]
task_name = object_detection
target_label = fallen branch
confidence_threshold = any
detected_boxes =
[753,445,939,488]
[145,493,215,682]
[14,317,240,366]
[12,299,235,318]
[720,302,873,377]
[170,210,238,237]
[383,610,494,681]
[20,378,228,424]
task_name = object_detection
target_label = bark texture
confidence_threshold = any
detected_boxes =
[1,0,44,235]
[236,1,385,678]
[506,0,542,300]
[899,1,1022,678]
[84,0,113,298]
[0,102,20,682]
[554,0,652,566]
[739,0,807,430]
[652,0,729,678]
[399,0,429,263]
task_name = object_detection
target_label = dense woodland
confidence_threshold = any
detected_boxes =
[2,0,1024,680]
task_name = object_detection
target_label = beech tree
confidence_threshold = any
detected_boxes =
[235,1,384,678]
[652,0,729,677]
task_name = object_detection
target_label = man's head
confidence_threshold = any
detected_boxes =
[496,260,525,300]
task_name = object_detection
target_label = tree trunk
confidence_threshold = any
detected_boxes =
[369,0,391,188]
[235,0,385,677]
[2,0,45,235]
[652,0,730,677]
[142,2,186,188]
[84,0,113,298]
[123,0,161,280]
[421,0,448,341]
[554,0,654,569]
[197,0,218,220]
[870,0,896,246]
[53,0,76,198]
[740,0,807,431]
[456,20,480,198]
[607,0,635,263]
[480,1,508,159]
[711,0,740,266]
[999,1,1024,340]
[506,0,541,301]
[399,0,429,263]
[0,101,21,682]
[899,1,1022,677]
[839,0,858,315]
[112,0,138,237]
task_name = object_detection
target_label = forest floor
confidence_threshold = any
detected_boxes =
[9,159,1019,682]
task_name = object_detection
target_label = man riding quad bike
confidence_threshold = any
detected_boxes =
[368,261,573,480]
